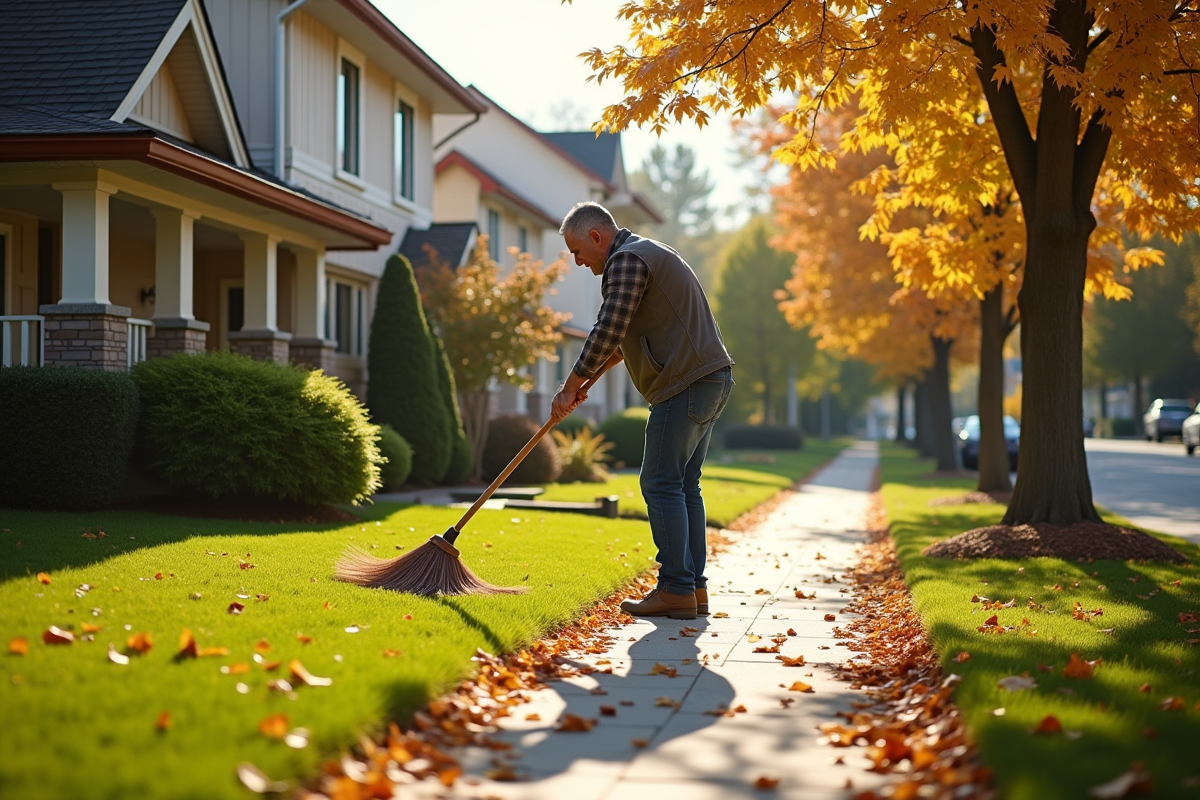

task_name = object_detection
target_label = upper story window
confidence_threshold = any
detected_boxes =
[395,100,414,201]
[337,58,360,176]
[517,225,528,254]
[486,208,500,261]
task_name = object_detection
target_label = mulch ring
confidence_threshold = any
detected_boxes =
[117,495,359,524]
[928,491,1012,507]
[923,521,1187,563]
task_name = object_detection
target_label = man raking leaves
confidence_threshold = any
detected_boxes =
[552,202,733,620]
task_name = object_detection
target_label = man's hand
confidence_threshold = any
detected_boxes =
[551,369,588,423]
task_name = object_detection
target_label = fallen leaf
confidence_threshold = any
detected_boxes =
[524,713,541,721]
[344,625,360,634]
[107,643,129,665]
[780,698,795,708]
[754,644,781,653]
[253,640,271,654]
[236,763,288,794]
[754,776,780,790]
[747,634,762,643]
[997,675,1037,692]
[655,697,682,708]
[955,651,971,663]
[126,632,153,654]
[485,767,521,782]
[221,663,251,675]
[1138,683,1152,693]
[383,649,402,658]
[631,738,649,748]
[258,713,289,739]
[776,654,806,667]
[155,710,172,731]
[795,590,814,599]
[733,704,747,713]
[178,629,198,659]
[649,662,678,677]
[556,713,596,732]
[824,614,836,622]
[1034,715,1063,734]
[1160,696,1184,711]
[296,634,312,644]
[227,602,244,615]
[1063,653,1096,680]
[37,573,50,585]
[289,659,332,687]
[198,646,230,657]
[788,681,814,693]
[599,705,617,716]
[713,611,730,618]
[8,637,28,655]
[42,626,74,645]
[786,628,797,636]
[80,623,102,634]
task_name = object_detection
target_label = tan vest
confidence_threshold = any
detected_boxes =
[609,232,733,405]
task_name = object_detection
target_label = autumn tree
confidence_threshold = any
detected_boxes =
[582,0,1200,530]
[417,238,568,479]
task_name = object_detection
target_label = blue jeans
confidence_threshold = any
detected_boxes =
[640,366,733,596]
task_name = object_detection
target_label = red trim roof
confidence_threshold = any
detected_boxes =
[436,150,561,229]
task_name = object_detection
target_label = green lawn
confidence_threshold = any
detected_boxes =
[540,438,852,527]
[0,441,845,799]
[880,444,1200,800]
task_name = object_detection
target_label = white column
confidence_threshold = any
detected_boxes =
[240,232,280,331]
[151,208,198,320]
[294,248,326,338]
[53,181,117,305]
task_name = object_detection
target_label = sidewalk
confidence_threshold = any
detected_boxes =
[416,441,883,800]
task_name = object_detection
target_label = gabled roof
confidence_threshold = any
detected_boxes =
[437,150,561,228]
[541,132,622,184]
[398,223,477,270]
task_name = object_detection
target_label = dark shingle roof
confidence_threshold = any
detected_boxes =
[398,223,478,270]
[0,0,186,115]
[0,106,152,135]
[541,131,621,183]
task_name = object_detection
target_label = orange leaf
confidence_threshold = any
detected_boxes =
[198,647,231,658]
[599,705,617,716]
[524,713,541,721]
[155,710,172,731]
[776,654,806,667]
[824,614,836,622]
[1138,683,1152,693]
[1160,696,1184,711]
[43,626,74,645]
[1062,653,1095,680]
[631,738,649,748]
[649,662,678,677]
[80,623,102,634]
[746,634,762,643]
[9,636,29,655]
[221,662,251,675]
[754,776,780,790]
[253,640,271,654]
[289,659,332,687]
[754,644,781,653]
[126,632,153,654]
[382,649,402,658]
[788,681,814,693]
[178,629,198,659]
[556,713,596,732]
[296,634,312,644]
[258,713,289,739]
[1034,715,1062,734]
[36,573,50,585]
[955,651,971,663]
[227,602,244,615]
[786,628,797,636]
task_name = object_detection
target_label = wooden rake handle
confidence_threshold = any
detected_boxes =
[450,361,616,537]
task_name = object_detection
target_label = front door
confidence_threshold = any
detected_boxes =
[217,278,244,350]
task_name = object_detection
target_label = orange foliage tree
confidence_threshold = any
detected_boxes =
[581,0,1199,526]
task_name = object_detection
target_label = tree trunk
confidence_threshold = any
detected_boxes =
[458,389,491,482]
[1098,379,1108,427]
[915,379,934,456]
[928,336,958,472]
[895,383,908,442]
[977,287,1013,493]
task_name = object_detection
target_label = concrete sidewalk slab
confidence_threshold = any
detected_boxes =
[413,441,883,800]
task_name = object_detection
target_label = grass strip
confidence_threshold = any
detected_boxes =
[0,443,842,799]
[540,437,853,527]
[879,443,1200,800]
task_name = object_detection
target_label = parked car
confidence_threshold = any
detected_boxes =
[1143,398,1193,442]
[958,415,1020,471]
[1183,403,1200,456]
[1082,417,1095,438]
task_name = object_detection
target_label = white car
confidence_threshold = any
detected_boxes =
[1184,403,1200,457]
[1144,398,1193,442]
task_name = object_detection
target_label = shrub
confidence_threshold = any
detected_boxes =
[133,352,381,504]
[377,425,413,491]
[723,423,804,450]
[367,254,452,485]
[552,428,614,483]
[443,435,475,486]
[598,407,650,468]
[432,334,472,484]
[1109,418,1137,438]
[556,413,596,437]
[0,367,139,510]
[482,414,561,484]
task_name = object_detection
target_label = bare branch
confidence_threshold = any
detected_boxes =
[674,1,795,85]
[1164,67,1200,74]
[1087,28,1111,54]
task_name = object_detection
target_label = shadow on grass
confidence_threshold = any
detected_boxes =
[436,597,506,654]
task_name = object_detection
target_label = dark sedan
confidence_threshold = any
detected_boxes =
[1144,399,1193,442]
[958,415,1020,470]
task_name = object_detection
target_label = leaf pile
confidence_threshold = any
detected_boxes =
[824,498,992,800]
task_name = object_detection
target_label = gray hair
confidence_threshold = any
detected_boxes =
[559,201,617,238]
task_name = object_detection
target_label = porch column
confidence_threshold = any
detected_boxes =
[41,181,129,371]
[289,247,336,372]
[148,208,209,359]
[228,232,290,363]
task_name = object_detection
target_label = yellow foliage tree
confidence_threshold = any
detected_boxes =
[581,0,1200,526]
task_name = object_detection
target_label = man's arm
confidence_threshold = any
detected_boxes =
[551,350,623,422]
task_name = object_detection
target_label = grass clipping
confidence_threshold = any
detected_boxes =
[923,521,1187,563]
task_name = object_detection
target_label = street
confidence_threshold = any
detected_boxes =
[1085,438,1200,541]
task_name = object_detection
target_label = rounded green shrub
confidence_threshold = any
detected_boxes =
[723,424,804,450]
[556,413,596,437]
[133,351,381,504]
[0,367,139,510]
[443,435,475,486]
[482,414,561,484]
[367,254,452,485]
[598,407,650,468]
[432,334,472,484]
[377,424,413,490]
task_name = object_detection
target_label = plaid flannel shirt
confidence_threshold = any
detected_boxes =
[572,229,649,379]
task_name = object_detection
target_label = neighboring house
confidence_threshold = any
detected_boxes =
[0,0,481,397]
[430,87,661,422]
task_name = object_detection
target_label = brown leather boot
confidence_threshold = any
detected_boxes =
[620,588,697,620]
[695,587,709,617]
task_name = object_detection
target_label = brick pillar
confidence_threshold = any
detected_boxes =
[40,303,130,371]
[228,330,291,364]
[290,337,337,372]
[147,318,209,359]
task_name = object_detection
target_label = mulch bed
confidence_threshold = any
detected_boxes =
[928,491,1012,507]
[923,521,1187,563]
[117,495,359,524]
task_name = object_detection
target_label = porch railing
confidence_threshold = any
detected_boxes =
[0,315,44,367]
[126,318,152,368]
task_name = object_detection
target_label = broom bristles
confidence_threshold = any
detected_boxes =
[335,535,528,596]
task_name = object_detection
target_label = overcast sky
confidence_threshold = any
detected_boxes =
[376,0,751,227]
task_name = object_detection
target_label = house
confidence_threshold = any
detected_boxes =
[0,0,482,396]
[429,87,661,422]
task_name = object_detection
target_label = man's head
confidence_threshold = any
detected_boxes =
[560,202,618,276]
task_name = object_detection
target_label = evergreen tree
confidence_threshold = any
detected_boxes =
[366,254,451,485]
[432,334,473,485]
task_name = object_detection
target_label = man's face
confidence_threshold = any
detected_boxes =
[564,228,609,276]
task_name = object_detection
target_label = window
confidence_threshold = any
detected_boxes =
[486,208,500,261]
[327,277,365,356]
[517,225,527,254]
[555,345,565,383]
[394,100,414,201]
[337,58,360,176]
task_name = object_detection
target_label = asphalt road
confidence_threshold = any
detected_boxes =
[1085,438,1200,541]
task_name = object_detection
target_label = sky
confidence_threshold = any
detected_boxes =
[375,0,752,227]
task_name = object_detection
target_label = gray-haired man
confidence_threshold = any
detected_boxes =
[551,202,733,620]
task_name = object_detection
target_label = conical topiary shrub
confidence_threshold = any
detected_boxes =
[367,254,452,485]
[432,334,473,485]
